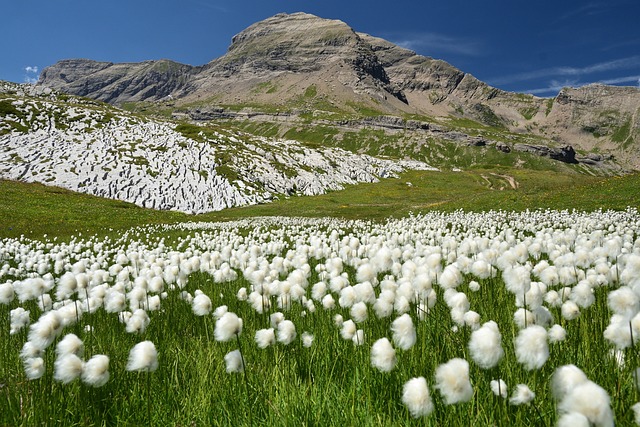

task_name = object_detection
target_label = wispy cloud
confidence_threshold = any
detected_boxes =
[557,2,609,21]
[523,75,640,95]
[189,0,228,13]
[23,66,39,84]
[388,32,483,57]
[488,55,640,86]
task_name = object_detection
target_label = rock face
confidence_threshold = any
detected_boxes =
[36,12,640,169]
[39,59,196,104]
[0,83,436,213]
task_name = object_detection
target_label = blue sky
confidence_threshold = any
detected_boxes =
[3,0,640,97]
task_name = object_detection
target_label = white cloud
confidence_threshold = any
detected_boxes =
[389,32,483,57]
[23,65,40,84]
[599,75,640,85]
[489,55,640,86]
[522,74,640,96]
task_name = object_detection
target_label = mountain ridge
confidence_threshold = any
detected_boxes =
[31,12,640,170]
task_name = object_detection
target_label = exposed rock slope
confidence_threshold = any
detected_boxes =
[0,82,435,213]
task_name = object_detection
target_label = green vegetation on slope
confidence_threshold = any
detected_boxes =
[0,180,188,240]
[2,170,639,240]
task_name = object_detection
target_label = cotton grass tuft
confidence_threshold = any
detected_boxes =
[126,341,159,373]
[435,358,473,404]
[402,377,434,418]
[370,337,396,372]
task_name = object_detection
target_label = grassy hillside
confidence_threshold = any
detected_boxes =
[2,169,639,239]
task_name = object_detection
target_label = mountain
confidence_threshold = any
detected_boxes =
[37,12,640,171]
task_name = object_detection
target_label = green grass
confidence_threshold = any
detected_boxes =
[1,212,638,425]
[2,170,639,240]
[0,180,188,240]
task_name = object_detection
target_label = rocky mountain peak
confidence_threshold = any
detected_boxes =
[207,12,393,88]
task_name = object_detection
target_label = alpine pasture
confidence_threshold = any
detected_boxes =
[3,206,640,426]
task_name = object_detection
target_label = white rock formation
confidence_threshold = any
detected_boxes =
[0,85,437,213]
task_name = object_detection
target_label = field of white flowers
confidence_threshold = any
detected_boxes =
[2,209,640,426]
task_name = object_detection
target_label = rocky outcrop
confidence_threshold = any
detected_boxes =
[39,59,197,104]
[513,144,577,163]
[0,85,436,213]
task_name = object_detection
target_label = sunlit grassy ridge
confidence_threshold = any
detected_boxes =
[2,169,639,239]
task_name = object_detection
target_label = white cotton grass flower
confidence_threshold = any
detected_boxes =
[126,309,150,334]
[603,316,634,349]
[56,333,84,358]
[557,381,614,427]
[214,312,243,342]
[338,286,356,308]
[104,290,126,313]
[468,320,504,369]
[270,312,285,328]
[255,328,276,349]
[561,300,580,320]
[533,306,553,328]
[370,338,396,372]
[351,301,368,323]
[608,286,640,317]
[513,308,535,329]
[394,295,410,314]
[28,310,63,350]
[322,294,335,310]
[277,319,296,345]
[0,282,15,304]
[515,325,549,370]
[632,402,640,425]
[144,294,161,312]
[57,302,83,328]
[570,282,595,308]
[557,412,591,427]
[490,379,508,398]
[38,294,53,312]
[54,354,84,384]
[311,281,327,301]
[463,310,481,330]
[509,384,535,405]
[23,357,45,380]
[56,272,78,301]
[20,341,43,360]
[341,319,357,340]
[126,340,159,372]
[302,332,314,348]
[544,290,562,307]
[10,307,30,335]
[435,358,473,404]
[224,350,244,373]
[213,305,228,320]
[552,365,589,401]
[81,355,110,387]
[333,314,344,328]
[402,377,434,418]
[548,324,567,343]
[192,292,212,316]
[391,313,416,350]
[373,297,394,319]
[352,329,365,346]
[468,280,481,292]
